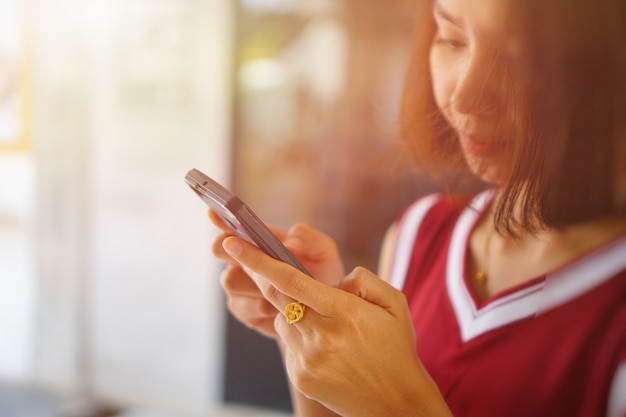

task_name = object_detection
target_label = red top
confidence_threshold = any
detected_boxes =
[389,192,626,417]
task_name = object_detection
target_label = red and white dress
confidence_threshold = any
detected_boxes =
[389,191,626,417]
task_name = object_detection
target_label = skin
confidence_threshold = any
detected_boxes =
[430,0,626,302]
[210,0,626,415]
[430,0,518,186]
[212,212,451,417]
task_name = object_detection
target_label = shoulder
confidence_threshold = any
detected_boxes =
[381,191,490,288]
[395,189,493,235]
[395,190,492,254]
[379,193,445,283]
[393,193,460,242]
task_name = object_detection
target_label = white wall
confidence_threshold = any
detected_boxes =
[29,0,234,414]
[0,155,37,380]
[0,0,37,386]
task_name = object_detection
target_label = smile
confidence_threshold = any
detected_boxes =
[458,133,508,158]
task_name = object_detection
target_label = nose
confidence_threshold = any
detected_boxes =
[451,48,503,117]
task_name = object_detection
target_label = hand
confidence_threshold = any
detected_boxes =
[222,237,453,417]
[209,209,345,339]
[279,222,345,287]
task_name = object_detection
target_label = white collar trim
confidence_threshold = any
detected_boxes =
[447,192,626,342]
[389,194,442,291]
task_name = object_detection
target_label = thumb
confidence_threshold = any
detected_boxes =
[283,223,345,287]
[338,267,408,314]
[283,223,339,260]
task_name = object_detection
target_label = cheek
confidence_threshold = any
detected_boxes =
[429,49,453,114]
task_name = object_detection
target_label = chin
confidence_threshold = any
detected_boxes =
[467,157,510,186]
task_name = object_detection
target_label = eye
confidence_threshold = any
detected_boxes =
[432,15,467,51]
[434,36,466,50]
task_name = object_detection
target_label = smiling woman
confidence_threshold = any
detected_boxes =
[402,0,626,235]
[429,0,517,186]
[208,0,626,416]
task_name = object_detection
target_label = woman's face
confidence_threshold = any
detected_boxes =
[429,0,517,185]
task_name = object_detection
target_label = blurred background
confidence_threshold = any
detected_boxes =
[0,0,435,415]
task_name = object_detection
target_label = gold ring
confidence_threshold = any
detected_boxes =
[285,302,306,324]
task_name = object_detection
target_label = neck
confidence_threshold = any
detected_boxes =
[470,195,626,301]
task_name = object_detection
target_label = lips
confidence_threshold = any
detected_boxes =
[458,133,507,158]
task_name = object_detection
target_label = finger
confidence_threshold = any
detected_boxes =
[283,223,345,286]
[212,233,240,264]
[339,267,408,316]
[220,266,264,296]
[223,237,303,313]
[207,208,231,232]
[226,295,279,338]
[226,294,277,321]
[283,223,339,260]
[273,310,304,351]
[222,236,337,315]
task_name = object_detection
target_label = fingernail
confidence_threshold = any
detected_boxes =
[223,238,243,257]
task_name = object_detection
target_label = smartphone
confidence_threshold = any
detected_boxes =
[185,168,311,276]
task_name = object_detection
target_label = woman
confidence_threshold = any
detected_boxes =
[210,0,626,415]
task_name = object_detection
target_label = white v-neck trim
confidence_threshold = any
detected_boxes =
[389,194,442,291]
[447,192,626,342]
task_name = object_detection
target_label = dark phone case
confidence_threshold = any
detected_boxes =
[185,168,311,276]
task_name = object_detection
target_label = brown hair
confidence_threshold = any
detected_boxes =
[398,0,626,235]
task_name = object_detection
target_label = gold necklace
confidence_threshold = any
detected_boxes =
[475,225,495,285]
